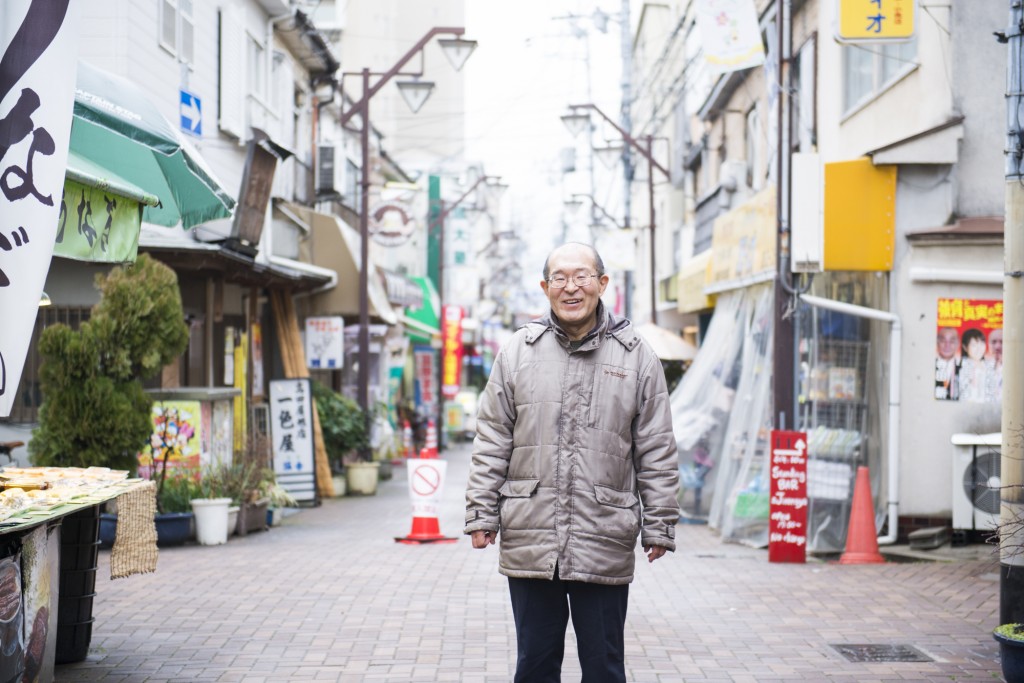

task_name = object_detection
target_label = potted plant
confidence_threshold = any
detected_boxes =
[310,381,375,495]
[190,463,233,546]
[260,476,298,526]
[994,623,1024,682]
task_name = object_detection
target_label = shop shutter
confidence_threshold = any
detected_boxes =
[218,4,245,139]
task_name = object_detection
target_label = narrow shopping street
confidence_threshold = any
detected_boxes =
[55,442,1002,683]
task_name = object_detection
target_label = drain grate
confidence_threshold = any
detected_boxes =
[830,644,932,663]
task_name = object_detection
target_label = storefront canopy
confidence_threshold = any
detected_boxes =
[635,322,698,361]
[70,61,235,230]
[403,276,441,344]
[290,203,398,325]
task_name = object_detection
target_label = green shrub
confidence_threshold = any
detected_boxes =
[30,254,188,473]
[158,473,200,514]
[310,380,368,467]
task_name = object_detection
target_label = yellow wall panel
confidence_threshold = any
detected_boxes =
[824,158,896,271]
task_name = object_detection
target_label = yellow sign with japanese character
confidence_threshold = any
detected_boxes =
[837,0,915,42]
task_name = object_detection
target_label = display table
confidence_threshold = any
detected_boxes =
[0,478,152,681]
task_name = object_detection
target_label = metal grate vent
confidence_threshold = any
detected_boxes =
[830,644,932,663]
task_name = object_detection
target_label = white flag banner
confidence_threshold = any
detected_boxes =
[694,0,766,75]
[0,0,81,416]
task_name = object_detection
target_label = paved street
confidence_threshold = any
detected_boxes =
[56,441,1004,682]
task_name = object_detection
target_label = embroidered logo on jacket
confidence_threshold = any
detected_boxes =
[604,369,628,379]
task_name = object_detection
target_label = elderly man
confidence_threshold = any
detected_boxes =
[465,242,680,682]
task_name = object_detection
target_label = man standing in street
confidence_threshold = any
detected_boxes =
[465,242,680,682]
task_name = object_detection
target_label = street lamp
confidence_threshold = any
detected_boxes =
[566,193,625,230]
[339,27,477,455]
[561,103,669,324]
[427,172,506,447]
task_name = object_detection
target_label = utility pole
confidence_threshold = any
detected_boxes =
[1000,0,1024,625]
[772,0,796,431]
[620,0,634,320]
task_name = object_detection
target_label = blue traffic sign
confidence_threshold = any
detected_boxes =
[179,89,202,136]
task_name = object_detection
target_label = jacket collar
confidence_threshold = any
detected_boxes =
[522,301,641,352]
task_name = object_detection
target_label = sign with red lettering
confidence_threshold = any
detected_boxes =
[769,430,808,563]
[441,305,464,399]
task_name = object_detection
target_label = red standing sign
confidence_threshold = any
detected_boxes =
[769,430,808,563]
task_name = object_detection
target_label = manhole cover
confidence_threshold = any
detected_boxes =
[830,644,932,663]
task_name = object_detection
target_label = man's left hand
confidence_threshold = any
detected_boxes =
[644,545,668,563]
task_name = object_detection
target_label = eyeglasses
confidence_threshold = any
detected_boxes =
[547,273,599,289]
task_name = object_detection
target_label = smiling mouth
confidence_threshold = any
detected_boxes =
[562,298,583,306]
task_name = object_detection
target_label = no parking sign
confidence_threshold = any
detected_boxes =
[396,459,457,544]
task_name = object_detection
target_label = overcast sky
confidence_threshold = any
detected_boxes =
[463,0,627,299]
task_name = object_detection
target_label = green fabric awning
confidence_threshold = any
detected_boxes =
[70,61,235,230]
[404,276,441,343]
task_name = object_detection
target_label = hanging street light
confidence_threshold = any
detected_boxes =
[338,27,477,457]
[560,103,669,324]
[395,79,436,113]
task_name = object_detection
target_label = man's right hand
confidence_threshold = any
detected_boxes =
[470,530,496,548]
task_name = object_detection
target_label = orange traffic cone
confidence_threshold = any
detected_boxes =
[402,420,413,459]
[425,419,438,458]
[419,447,435,460]
[839,466,885,565]
[395,457,457,544]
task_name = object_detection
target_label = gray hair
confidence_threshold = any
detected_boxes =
[543,242,606,280]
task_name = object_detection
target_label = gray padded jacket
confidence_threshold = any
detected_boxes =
[464,305,680,585]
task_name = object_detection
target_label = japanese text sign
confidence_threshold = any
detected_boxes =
[305,315,344,369]
[0,0,81,416]
[414,346,436,408]
[269,379,316,502]
[441,305,464,399]
[769,430,808,563]
[837,0,915,42]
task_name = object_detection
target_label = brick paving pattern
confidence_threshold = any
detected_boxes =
[56,442,1004,682]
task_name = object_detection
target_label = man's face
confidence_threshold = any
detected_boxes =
[937,328,958,360]
[989,329,1004,363]
[541,245,609,338]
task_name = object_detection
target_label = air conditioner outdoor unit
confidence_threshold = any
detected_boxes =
[951,432,1001,532]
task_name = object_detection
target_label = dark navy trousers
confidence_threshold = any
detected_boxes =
[507,574,629,682]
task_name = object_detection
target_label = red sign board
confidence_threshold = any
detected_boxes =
[441,305,464,399]
[769,430,808,563]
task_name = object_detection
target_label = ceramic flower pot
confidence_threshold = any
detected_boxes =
[994,625,1024,683]
[190,498,232,545]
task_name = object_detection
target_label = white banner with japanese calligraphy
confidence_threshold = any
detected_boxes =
[269,378,317,502]
[694,0,765,75]
[0,0,81,416]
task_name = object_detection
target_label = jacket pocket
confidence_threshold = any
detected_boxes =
[498,479,540,532]
[499,479,540,498]
[594,484,637,508]
[593,484,640,540]
[588,365,638,434]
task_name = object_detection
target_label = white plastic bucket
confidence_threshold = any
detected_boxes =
[190,498,232,545]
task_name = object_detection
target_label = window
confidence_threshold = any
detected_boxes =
[745,105,762,189]
[842,37,918,112]
[1,307,91,424]
[247,35,266,101]
[791,35,817,152]
[159,0,194,64]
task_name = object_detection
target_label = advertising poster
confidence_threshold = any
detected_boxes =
[768,430,808,563]
[935,298,1003,403]
[441,305,464,399]
[414,346,436,409]
[137,400,202,478]
[305,316,344,369]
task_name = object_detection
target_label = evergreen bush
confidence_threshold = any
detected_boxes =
[310,380,368,467]
[29,254,189,473]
